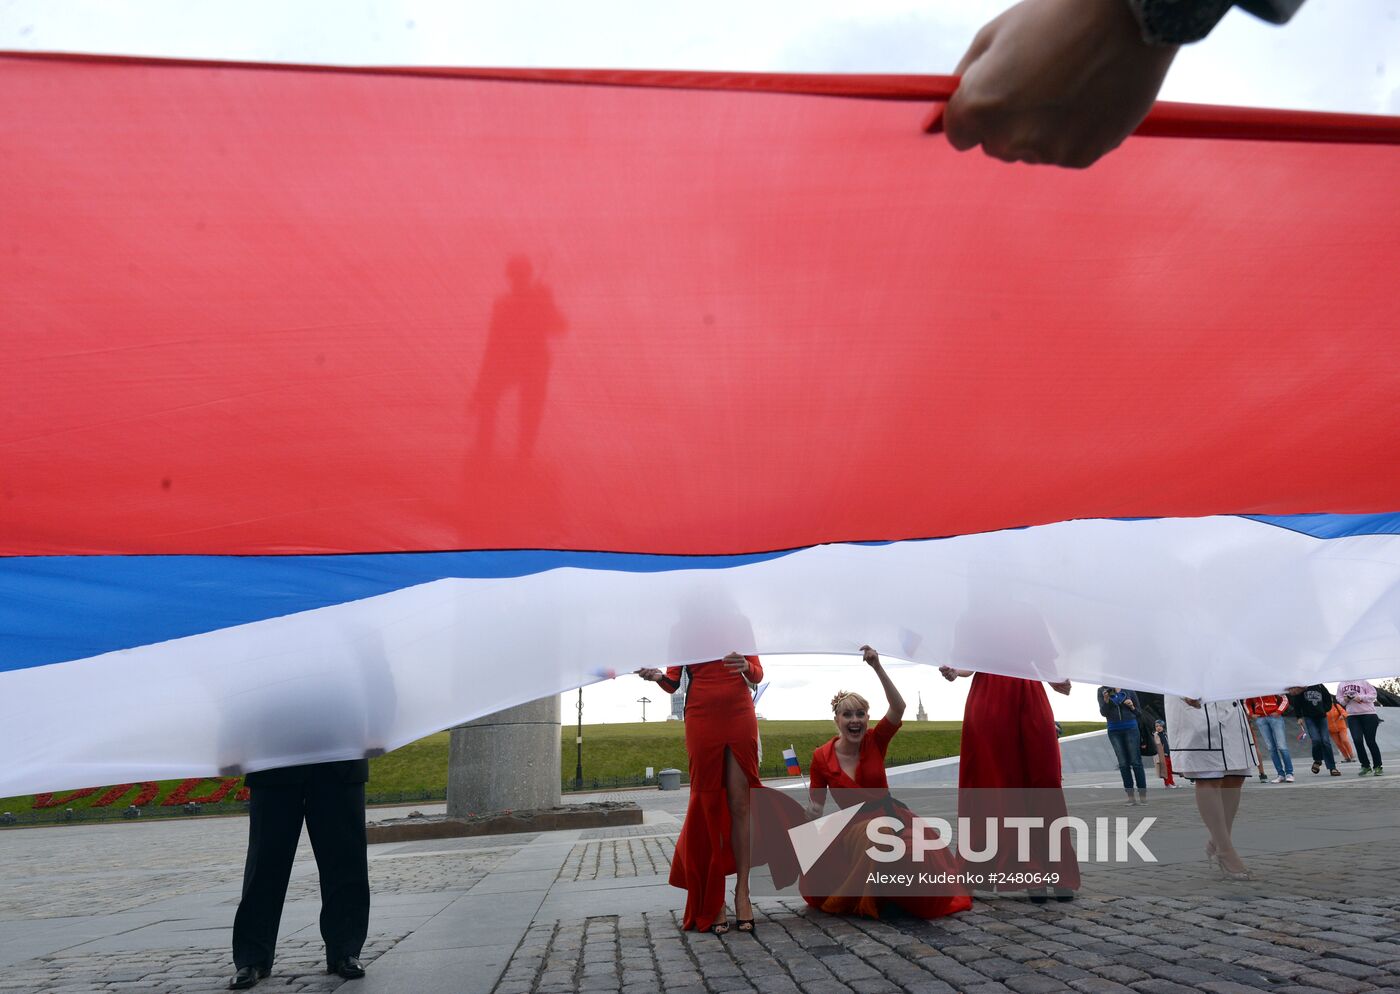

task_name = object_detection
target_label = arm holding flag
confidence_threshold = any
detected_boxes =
[863,645,904,727]
[636,666,684,694]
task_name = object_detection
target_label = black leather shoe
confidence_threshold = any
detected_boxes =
[228,965,269,990]
[328,956,366,979]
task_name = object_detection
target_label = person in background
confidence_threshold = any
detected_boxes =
[942,0,1307,168]
[1245,710,1268,783]
[1152,718,1179,788]
[1327,701,1356,763]
[1244,693,1294,783]
[1338,679,1384,777]
[1153,722,1176,789]
[1285,685,1339,776]
[1135,692,1167,728]
[1099,686,1148,804]
[1166,697,1255,880]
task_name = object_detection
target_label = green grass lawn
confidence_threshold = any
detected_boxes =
[558,720,1103,788]
[0,720,1104,821]
[565,720,965,787]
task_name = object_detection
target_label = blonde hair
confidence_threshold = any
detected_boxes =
[831,690,869,714]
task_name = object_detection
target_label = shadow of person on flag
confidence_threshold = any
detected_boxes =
[467,254,568,460]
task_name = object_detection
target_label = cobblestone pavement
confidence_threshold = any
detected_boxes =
[0,820,248,921]
[558,834,676,882]
[0,931,410,994]
[1,776,1395,993]
[284,848,512,900]
[0,811,525,993]
[495,895,1400,994]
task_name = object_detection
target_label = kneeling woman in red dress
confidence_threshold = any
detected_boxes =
[801,647,972,921]
[638,652,762,934]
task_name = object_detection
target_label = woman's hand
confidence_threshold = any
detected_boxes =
[864,645,905,722]
[1049,679,1072,696]
[1183,697,1203,709]
[939,665,959,682]
[635,667,664,682]
[804,802,823,821]
[722,652,750,675]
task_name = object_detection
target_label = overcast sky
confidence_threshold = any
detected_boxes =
[3,1,1394,724]
[2,0,1396,113]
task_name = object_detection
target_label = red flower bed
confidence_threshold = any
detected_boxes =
[92,782,161,807]
[161,777,247,806]
[30,778,250,811]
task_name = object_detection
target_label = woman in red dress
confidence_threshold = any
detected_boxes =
[802,647,973,920]
[941,667,1081,901]
[638,652,762,934]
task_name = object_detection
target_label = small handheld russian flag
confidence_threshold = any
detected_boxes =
[783,745,801,777]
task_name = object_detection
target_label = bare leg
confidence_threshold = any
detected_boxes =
[1196,779,1249,875]
[724,747,753,923]
[1194,778,1228,854]
[1221,775,1244,830]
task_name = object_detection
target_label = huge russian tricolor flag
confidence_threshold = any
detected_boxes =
[3,52,1400,796]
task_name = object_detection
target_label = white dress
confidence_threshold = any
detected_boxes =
[1165,696,1257,779]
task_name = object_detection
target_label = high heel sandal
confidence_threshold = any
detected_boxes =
[734,892,757,936]
[1210,843,1253,881]
[1217,857,1254,882]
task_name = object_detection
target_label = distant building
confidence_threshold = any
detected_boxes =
[915,692,928,722]
[669,684,685,721]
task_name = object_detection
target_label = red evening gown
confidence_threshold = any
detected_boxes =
[657,657,763,931]
[801,717,972,920]
[958,673,1081,891]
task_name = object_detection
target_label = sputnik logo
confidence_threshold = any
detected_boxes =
[787,804,863,874]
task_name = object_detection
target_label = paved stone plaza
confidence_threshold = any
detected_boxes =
[1,773,1396,994]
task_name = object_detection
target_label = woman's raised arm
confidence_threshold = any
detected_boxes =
[863,646,905,725]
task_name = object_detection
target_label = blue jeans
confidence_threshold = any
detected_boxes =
[1254,714,1293,776]
[1107,727,1146,790]
[1302,715,1336,770]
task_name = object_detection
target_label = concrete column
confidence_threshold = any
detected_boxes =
[447,695,561,816]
